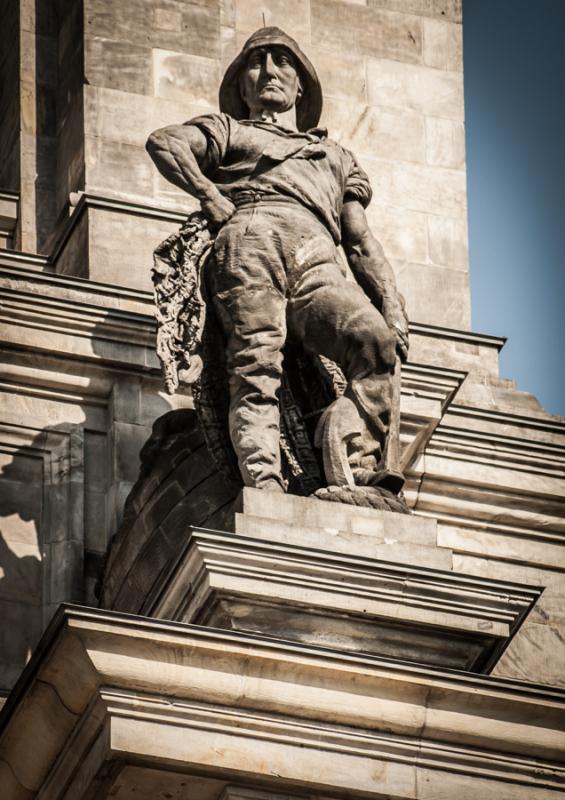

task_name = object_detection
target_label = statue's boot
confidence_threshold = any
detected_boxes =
[314,393,408,511]
[315,375,404,495]
[314,395,363,487]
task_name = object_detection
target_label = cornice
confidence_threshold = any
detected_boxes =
[0,256,508,351]
[0,258,153,307]
[50,191,189,266]
[1,604,564,800]
[448,403,565,433]
[409,321,507,350]
[146,527,539,672]
[3,604,565,726]
[0,248,49,270]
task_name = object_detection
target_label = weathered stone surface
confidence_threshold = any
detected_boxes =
[153,50,221,106]
[324,98,426,164]
[85,37,153,95]
[366,203,429,263]
[423,16,462,71]
[146,28,412,494]
[235,486,434,539]
[235,0,312,42]
[362,158,467,217]
[394,260,471,327]
[5,12,565,800]
[427,212,468,268]
[148,507,539,671]
[0,259,193,684]
[74,201,181,290]
[367,57,464,120]
[425,116,465,168]
[368,0,462,24]
[312,0,423,63]
[20,0,473,336]
[85,137,155,200]
[307,45,367,104]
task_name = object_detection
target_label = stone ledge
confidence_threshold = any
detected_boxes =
[1,606,564,800]
[448,403,565,435]
[148,526,540,671]
[0,259,153,312]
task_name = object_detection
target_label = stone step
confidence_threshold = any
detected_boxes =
[234,487,438,544]
[233,512,451,570]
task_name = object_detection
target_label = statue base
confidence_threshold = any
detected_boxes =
[146,487,536,673]
[99,412,537,674]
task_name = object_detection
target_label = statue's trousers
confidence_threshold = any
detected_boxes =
[207,200,396,489]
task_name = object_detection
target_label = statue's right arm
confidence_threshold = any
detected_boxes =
[146,124,235,228]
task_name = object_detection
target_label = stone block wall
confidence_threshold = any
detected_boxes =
[0,255,193,698]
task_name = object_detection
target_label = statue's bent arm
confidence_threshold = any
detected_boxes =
[341,200,409,362]
[146,124,235,228]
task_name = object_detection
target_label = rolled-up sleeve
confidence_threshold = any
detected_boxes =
[344,152,372,208]
[186,113,231,176]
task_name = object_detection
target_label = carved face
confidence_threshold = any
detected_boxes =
[240,45,303,115]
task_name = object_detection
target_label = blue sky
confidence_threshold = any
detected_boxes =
[463,0,565,416]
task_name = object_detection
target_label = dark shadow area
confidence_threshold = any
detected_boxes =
[0,0,20,195]
[35,0,85,253]
[0,442,43,694]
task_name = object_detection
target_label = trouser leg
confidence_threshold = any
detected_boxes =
[212,285,287,490]
[288,264,396,477]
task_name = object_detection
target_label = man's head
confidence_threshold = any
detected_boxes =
[239,44,303,117]
[219,27,322,131]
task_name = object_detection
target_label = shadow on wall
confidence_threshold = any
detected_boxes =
[0,380,174,696]
[0,444,42,695]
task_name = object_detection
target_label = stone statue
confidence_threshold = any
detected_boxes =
[147,27,409,511]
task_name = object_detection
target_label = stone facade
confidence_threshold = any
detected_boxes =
[0,1,565,798]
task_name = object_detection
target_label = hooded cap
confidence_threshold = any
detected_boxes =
[219,27,323,131]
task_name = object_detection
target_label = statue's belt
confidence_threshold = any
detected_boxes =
[229,190,330,232]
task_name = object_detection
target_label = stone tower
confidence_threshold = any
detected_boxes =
[1,2,564,798]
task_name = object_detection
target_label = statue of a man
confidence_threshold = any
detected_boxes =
[147,27,408,501]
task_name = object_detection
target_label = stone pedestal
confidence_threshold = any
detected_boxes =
[149,489,539,673]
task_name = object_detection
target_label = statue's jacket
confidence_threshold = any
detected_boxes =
[191,112,372,244]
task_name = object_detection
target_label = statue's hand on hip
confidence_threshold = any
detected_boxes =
[200,190,236,230]
[382,291,409,363]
